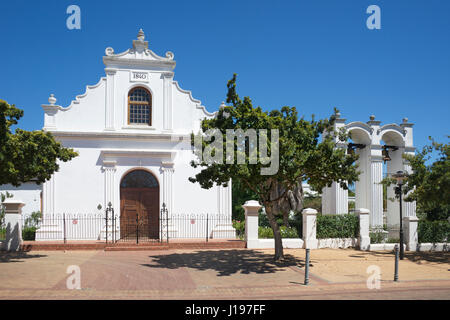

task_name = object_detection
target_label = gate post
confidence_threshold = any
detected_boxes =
[243,200,262,249]
[2,199,25,251]
[356,208,370,250]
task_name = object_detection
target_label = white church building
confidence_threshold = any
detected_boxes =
[0,29,234,241]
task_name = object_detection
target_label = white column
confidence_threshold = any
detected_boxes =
[369,148,384,228]
[2,199,25,251]
[105,68,116,131]
[356,208,370,250]
[302,208,318,249]
[102,160,117,209]
[403,153,417,218]
[42,175,55,216]
[162,72,174,131]
[161,162,174,214]
[243,200,262,248]
[322,182,348,215]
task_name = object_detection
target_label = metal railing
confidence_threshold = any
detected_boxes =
[18,212,237,243]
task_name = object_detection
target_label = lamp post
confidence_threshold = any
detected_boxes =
[392,170,408,260]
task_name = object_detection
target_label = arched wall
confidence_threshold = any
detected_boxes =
[322,115,416,231]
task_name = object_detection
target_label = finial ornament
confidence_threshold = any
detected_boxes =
[48,94,57,105]
[137,28,145,41]
[402,117,408,123]
[369,115,375,121]
[219,101,226,109]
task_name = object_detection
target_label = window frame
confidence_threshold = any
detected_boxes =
[127,87,152,126]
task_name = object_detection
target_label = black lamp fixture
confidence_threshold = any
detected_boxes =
[347,143,366,155]
[382,145,399,163]
[392,170,408,260]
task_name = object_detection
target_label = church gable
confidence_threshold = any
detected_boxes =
[42,29,214,135]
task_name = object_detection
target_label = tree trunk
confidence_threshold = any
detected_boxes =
[265,202,284,261]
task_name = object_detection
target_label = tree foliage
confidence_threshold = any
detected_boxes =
[189,75,359,260]
[0,99,78,187]
[402,137,450,220]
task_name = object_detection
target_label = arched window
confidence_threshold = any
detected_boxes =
[128,87,152,125]
[120,170,159,188]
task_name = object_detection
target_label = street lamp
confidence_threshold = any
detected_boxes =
[392,170,408,260]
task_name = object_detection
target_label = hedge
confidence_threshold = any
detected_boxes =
[418,220,450,243]
[316,214,359,239]
[258,226,299,239]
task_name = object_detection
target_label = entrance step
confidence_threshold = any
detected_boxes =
[105,245,169,251]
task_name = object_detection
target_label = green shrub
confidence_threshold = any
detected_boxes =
[316,214,359,239]
[258,226,299,239]
[370,231,385,244]
[232,219,245,239]
[418,219,450,243]
[386,238,400,243]
[0,227,6,240]
[22,226,36,241]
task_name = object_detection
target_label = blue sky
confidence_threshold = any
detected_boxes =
[0,0,449,154]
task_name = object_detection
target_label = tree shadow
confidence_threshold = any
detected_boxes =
[0,251,47,263]
[142,249,304,276]
[349,250,450,265]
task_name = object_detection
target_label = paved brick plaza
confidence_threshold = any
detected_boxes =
[0,248,449,299]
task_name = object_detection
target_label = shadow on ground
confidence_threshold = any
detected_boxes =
[0,252,47,263]
[349,250,450,265]
[142,249,305,276]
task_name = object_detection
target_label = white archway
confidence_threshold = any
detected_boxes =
[322,113,416,231]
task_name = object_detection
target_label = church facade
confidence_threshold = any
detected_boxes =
[1,30,234,241]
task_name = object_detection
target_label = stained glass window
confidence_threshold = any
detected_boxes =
[128,87,151,125]
[120,170,159,188]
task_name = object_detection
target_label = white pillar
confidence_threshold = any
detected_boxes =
[302,208,318,249]
[356,208,370,250]
[2,199,25,251]
[42,175,55,216]
[243,200,262,248]
[103,160,117,209]
[162,72,174,131]
[105,68,116,130]
[161,162,174,214]
[369,148,384,228]
[403,216,419,251]
[322,182,348,215]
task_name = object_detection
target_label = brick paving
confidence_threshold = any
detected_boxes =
[0,248,449,299]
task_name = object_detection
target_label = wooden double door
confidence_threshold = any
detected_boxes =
[120,187,159,240]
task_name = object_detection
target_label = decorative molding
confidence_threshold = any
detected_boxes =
[100,149,176,160]
[49,130,190,141]
[377,123,406,136]
[172,81,216,117]
[345,121,374,135]
[47,77,107,112]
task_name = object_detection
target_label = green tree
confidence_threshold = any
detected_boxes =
[189,75,359,261]
[402,137,450,220]
[0,99,78,187]
[232,178,258,222]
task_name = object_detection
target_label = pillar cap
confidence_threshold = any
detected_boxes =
[355,208,370,215]
[2,198,26,213]
[2,198,25,206]
[302,208,318,215]
[242,200,262,209]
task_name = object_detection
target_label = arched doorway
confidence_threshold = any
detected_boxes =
[120,169,159,240]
